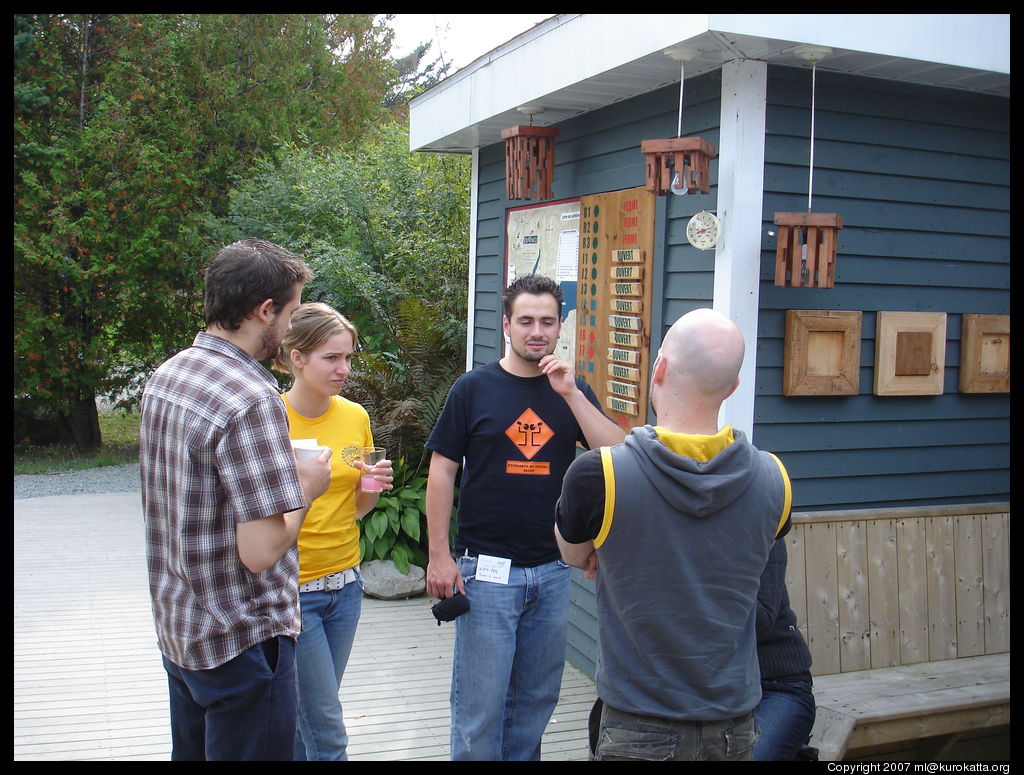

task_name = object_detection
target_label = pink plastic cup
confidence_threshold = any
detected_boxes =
[360,447,386,492]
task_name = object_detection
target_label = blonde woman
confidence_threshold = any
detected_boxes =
[273,302,393,760]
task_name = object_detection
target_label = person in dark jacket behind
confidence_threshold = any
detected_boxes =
[753,537,817,760]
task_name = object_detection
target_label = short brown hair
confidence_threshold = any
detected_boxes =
[272,302,359,374]
[502,274,563,318]
[203,239,313,331]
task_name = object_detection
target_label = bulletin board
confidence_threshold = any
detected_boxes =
[505,187,656,431]
[576,187,656,429]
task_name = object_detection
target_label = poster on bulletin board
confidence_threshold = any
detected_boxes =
[505,197,582,364]
[505,187,656,431]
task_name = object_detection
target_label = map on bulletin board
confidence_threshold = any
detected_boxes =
[505,197,582,363]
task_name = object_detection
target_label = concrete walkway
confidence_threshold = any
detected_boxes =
[13,493,596,761]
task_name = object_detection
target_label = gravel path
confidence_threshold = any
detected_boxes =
[14,462,141,500]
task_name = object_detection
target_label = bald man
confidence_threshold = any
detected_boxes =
[554,308,792,761]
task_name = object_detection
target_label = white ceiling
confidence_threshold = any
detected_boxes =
[410,16,1010,154]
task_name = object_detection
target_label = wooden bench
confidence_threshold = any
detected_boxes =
[809,653,1009,760]
[784,503,1010,761]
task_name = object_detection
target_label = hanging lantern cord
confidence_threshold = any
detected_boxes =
[807,60,817,213]
[676,59,685,137]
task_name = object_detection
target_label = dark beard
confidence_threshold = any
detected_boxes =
[256,329,283,362]
[512,341,553,363]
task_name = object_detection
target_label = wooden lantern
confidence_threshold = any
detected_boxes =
[773,212,843,288]
[640,137,716,195]
[501,125,560,201]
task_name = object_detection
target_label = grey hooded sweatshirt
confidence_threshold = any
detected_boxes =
[576,424,788,721]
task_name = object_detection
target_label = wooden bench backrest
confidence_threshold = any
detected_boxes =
[784,503,1010,676]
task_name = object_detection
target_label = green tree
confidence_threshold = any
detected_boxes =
[14,13,398,449]
[15,14,207,448]
[211,123,470,354]
[344,297,464,470]
[177,13,396,212]
[384,41,450,114]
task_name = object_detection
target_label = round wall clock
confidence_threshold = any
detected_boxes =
[686,210,721,250]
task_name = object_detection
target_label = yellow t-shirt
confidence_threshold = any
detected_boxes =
[282,393,373,584]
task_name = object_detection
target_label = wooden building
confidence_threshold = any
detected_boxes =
[408,14,1009,760]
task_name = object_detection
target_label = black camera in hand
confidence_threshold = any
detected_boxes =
[431,592,470,625]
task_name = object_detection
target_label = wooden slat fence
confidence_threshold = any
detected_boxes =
[785,503,1010,676]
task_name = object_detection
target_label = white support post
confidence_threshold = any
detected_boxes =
[713,58,768,436]
[465,148,480,373]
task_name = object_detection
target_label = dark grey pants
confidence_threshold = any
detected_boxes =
[590,699,758,761]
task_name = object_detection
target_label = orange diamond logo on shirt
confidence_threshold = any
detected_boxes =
[505,408,553,460]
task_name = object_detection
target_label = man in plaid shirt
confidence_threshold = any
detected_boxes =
[140,239,331,760]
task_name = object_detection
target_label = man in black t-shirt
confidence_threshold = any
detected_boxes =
[425,275,624,761]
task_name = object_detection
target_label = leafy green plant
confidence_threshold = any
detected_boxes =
[208,126,471,353]
[358,457,456,575]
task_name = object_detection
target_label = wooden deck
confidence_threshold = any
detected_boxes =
[13,493,596,761]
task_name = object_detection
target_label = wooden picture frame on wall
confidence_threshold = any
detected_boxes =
[874,311,947,396]
[783,310,862,396]
[959,313,1010,393]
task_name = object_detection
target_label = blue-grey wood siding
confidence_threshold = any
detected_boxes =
[755,66,1010,511]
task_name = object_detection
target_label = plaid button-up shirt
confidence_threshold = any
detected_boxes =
[140,332,307,670]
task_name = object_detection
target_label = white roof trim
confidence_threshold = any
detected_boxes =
[409,13,1010,153]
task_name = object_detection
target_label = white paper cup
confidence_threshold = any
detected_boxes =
[292,439,324,462]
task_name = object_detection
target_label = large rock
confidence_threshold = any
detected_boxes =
[360,559,426,600]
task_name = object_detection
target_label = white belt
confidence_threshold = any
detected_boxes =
[299,567,359,593]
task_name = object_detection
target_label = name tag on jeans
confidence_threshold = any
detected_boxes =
[475,554,512,585]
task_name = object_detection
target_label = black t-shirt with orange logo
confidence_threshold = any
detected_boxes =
[426,360,604,566]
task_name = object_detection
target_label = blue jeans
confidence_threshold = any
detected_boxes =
[293,577,363,761]
[163,635,297,761]
[593,701,759,761]
[752,678,816,760]
[450,555,571,760]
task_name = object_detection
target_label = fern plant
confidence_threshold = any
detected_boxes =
[346,296,462,472]
[348,296,463,572]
